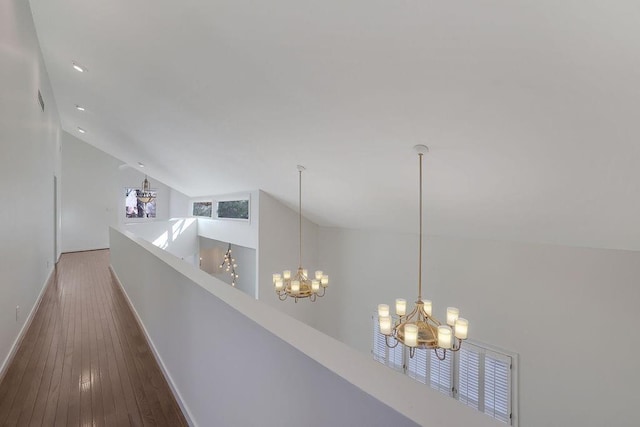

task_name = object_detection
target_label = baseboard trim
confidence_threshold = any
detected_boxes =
[109,266,196,427]
[0,266,54,383]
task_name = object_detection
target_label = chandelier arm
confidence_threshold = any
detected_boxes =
[278,293,288,301]
[384,334,400,349]
[403,304,420,323]
[434,347,447,361]
[316,287,326,298]
[409,347,416,359]
[450,337,464,352]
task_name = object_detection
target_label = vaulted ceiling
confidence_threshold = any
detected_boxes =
[29,0,640,250]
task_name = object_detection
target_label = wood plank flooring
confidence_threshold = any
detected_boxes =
[0,250,187,427]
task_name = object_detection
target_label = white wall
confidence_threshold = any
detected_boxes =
[170,188,190,218]
[60,131,121,251]
[0,0,61,374]
[199,237,257,298]
[110,227,499,427]
[60,132,189,252]
[317,227,640,427]
[124,219,199,264]
[258,191,322,327]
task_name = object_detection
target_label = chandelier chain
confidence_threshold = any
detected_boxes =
[299,168,303,269]
[418,152,423,301]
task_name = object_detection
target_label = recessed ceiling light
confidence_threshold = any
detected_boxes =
[137,162,145,168]
[72,62,86,73]
[75,105,85,111]
[77,127,86,134]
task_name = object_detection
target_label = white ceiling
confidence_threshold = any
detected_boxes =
[29,0,640,250]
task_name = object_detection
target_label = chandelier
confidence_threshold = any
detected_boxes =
[136,175,155,204]
[377,145,468,360]
[273,165,329,302]
[220,243,238,287]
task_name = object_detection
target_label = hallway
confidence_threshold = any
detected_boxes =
[0,250,187,426]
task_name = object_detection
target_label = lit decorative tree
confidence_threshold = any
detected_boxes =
[220,243,238,286]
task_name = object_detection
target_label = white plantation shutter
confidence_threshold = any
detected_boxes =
[371,315,387,364]
[388,342,404,370]
[458,345,481,410]
[428,350,453,396]
[371,316,515,425]
[407,348,428,384]
[484,350,511,424]
[371,313,404,371]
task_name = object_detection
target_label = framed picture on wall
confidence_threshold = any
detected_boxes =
[125,187,157,218]
[192,201,213,217]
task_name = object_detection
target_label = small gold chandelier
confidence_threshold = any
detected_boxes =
[377,145,469,360]
[273,165,329,302]
[136,175,155,204]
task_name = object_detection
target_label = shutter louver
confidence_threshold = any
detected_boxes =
[429,350,453,396]
[458,346,481,409]
[484,351,511,424]
[407,348,428,384]
[372,315,387,364]
[388,336,404,371]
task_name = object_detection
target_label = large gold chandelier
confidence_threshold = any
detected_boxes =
[377,145,469,360]
[273,165,329,302]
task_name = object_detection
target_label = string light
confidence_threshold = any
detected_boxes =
[220,243,238,286]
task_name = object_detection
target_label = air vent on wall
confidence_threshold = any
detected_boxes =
[37,90,44,112]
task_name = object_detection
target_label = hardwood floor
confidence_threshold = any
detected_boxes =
[0,250,188,427]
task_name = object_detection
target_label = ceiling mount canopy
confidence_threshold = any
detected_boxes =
[377,145,469,360]
[273,165,329,302]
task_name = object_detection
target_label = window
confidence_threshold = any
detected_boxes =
[192,201,213,217]
[372,314,515,425]
[125,187,156,219]
[217,199,249,220]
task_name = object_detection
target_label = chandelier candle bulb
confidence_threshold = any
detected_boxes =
[424,300,432,316]
[291,280,300,295]
[404,324,419,347]
[454,318,469,340]
[312,280,320,293]
[438,326,453,349]
[396,299,407,316]
[321,275,329,287]
[315,271,323,280]
[446,307,460,326]
[379,316,392,335]
[302,269,308,278]
[275,279,284,291]
[378,304,390,317]
[283,270,291,280]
